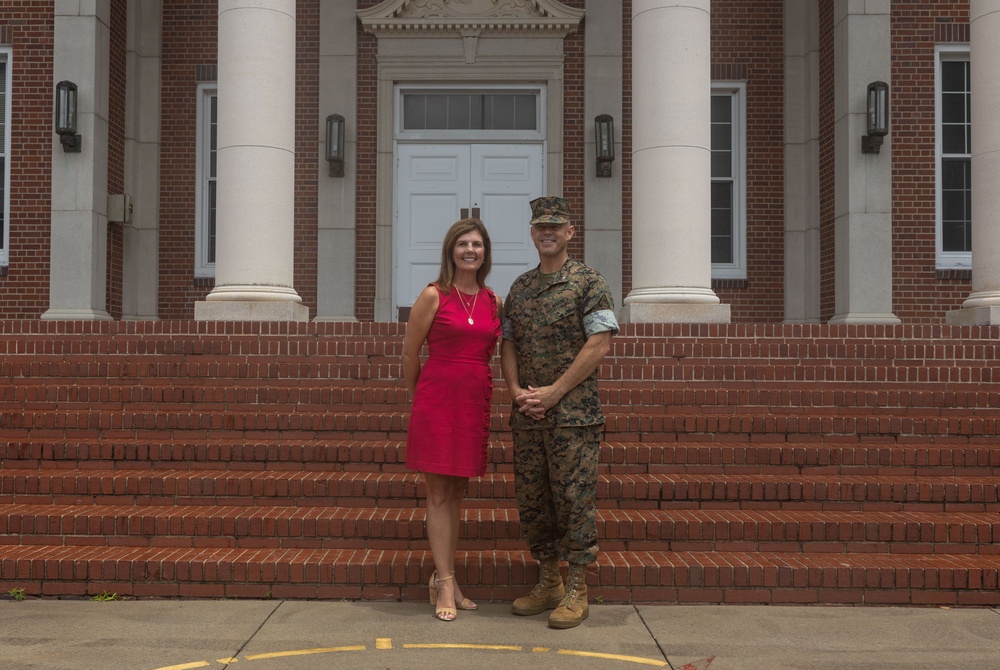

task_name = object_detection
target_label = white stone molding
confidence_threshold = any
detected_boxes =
[358,0,584,36]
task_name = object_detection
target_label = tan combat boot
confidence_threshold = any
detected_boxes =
[511,559,565,616]
[547,563,589,629]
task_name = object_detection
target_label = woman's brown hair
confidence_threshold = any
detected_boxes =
[435,218,492,292]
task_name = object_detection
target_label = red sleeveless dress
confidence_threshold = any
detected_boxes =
[406,285,500,478]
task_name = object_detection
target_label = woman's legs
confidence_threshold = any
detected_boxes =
[424,472,470,612]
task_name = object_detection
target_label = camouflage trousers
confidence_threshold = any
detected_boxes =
[512,425,600,565]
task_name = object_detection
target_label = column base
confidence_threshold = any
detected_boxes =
[40,308,113,321]
[827,312,901,325]
[619,302,731,324]
[194,300,310,322]
[312,315,359,323]
[946,305,1000,326]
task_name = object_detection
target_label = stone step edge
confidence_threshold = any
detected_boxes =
[1,546,997,598]
[3,504,997,542]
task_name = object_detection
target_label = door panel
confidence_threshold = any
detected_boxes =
[395,143,544,317]
[472,145,544,304]
[396,145,472,311]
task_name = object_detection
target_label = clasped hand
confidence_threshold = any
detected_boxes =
[514,385,559,421]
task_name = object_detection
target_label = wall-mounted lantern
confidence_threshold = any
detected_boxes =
[862,80,889,154]
[55,80,81,153]
[326,113,345,177]
[595,114,615,178]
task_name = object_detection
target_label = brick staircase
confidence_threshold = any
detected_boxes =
[1,321,998,606]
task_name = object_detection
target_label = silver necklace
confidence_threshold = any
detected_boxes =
[457,288,478,325]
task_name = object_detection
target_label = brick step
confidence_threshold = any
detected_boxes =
[2,469,999,510]
[3,439,999,476]
[6,379,1000,411]
[3,410,1000,441]
[3,505,998,554]
[0,545,996,606]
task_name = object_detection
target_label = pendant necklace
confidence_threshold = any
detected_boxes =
[458,288,478,325]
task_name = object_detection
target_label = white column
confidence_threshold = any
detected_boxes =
[948,0,1000,325]
[784,0,821,323]
[43,1,113,321]
[314,0,357,321]
[828,0,899,325]
[122,0,161,320]
[195,0,308,321]
[583,0,623,309]
[622,0,730,323]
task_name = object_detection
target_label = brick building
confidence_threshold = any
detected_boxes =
[2,1,1000,605]
[1,1,996,326]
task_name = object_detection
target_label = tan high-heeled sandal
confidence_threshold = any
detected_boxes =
[429,572,456,622]
[451,572,478,610]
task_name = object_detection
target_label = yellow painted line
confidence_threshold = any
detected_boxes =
[403,643,522,651]
[532,646,551,653]
[558,649,668,667]
[152,663,210,670]
[216,659,238,664]
[244,645,366,660]
[376,637,393,649]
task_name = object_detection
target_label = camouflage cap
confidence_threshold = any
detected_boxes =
[529,196,571,226]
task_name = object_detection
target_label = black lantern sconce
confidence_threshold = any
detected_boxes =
[862,80,889,154]
[326,113,345,177]
[55,80,81,153]
[595,114,615,178]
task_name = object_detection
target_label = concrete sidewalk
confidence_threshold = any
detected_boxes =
[0,599,997,670]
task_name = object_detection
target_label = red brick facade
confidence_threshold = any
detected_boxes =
[0,3,53,318]
[0,1,980,323]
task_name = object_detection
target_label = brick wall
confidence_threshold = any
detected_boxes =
[711,0,785,322]
[355,1,378,321]
[0,3,53,318]
[293,1,319,317]
[819,1,836,321]
[106,0,127,320]
[158,0,217,319]
[890,2,970,322]
[157,0,320,320]
[0,1,981,323]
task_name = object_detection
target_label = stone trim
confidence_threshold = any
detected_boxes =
[359,0,583,36]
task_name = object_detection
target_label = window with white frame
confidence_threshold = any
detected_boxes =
[1,49,11,265]
[937,47,971,269]
[711,84,746,279]
[195,84,217,277]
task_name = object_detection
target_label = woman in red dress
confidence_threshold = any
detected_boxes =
[402,218,501,621]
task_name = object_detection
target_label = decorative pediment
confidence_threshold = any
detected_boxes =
[358,0,584,36]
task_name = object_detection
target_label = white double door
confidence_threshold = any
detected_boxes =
[395,143,545,316]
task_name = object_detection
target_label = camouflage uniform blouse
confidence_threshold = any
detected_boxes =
[502,258,619,429]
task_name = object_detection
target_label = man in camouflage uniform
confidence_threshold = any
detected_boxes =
[500,196,618,629]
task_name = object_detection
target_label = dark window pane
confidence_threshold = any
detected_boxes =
[711,122,732,153]
[942,125,968,155]
[0,157,5,248]
[711,95,731,123]
[941,61,968,92]
[425,95,448,129]
[942,220,970,252]
[712,150,732,179]
[711,182,733,264]
[403,95,425,129]
[941,157,972,252]
[941,92,968,125]
[486,95,515,130]
[209,96,218,177]
[941,158,968,190]
[514,94,536,130]
[712,181,733,209]
[208,181,217,263]
[712,234,733,264]
[448,95,471,129]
